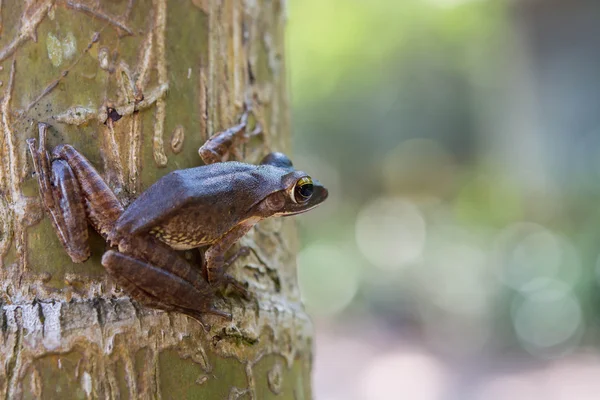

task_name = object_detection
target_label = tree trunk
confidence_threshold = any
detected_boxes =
[0,1,312,398]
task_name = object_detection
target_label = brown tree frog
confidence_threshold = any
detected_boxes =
[27,121,328,325]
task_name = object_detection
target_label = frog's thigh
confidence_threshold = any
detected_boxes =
[49,159,90,262]
[102,251,230,319]
[53,144,124,234]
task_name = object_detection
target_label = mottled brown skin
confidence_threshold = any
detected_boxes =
[27,122,328,325]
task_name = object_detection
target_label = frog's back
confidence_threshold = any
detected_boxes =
[114,161,283,247]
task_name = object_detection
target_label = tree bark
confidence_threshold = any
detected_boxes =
[0,1,312,398]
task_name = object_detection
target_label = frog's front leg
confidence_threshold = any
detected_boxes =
[198,110,262,165]
[204,222,256,290]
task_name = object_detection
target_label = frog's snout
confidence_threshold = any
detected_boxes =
[312,179,328,203]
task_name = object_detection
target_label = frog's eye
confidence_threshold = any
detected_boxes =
[261,152,293,169]
[294,177,314,203]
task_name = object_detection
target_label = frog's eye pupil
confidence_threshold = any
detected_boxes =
[294,177,314,203]
[299,184,313,198]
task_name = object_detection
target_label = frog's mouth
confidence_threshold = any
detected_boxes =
[277,185,329,216]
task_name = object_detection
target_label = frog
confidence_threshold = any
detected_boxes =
[27,119,328,325]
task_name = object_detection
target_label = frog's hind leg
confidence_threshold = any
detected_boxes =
[102,250,231,325]
[27,124,90,263]
[107,270,222,331]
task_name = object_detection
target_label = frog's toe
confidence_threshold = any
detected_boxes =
[208,307,233,321]
[222,246,251,271]
[182,309,213,332]
[237,246,251,258]
[208,268,251,299]
[222,274,251,300]
[195,317,212,332]
[187,307,232,331]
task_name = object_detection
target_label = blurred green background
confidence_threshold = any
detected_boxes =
[288,0,600,399]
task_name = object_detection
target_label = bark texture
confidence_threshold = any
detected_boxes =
[0,1,312,399]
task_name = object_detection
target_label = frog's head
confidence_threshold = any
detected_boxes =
[256,152,328,217]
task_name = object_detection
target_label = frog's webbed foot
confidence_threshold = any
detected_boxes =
[223,246,251,270]
[27,123,90,263]
[206,270,250,301]
[220,273,251,300]
[182,307,233,331]
[102,250,231,329]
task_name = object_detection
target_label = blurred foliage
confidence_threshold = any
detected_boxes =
[288,0,600,365]
[289,0,508,197]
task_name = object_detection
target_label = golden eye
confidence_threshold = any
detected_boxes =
[294,177,314,203]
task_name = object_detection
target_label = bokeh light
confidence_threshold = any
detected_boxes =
[415,226,495,356]
[288,0,600,397]
[360,351,449,400]
[419,238,491,315]
[474,375,549,400]
[475,357,600,400]
[297,244,361,316]
[382,139,456,196]
[493,223,564,290]
[355,197,426,271]
[511,279,583,358]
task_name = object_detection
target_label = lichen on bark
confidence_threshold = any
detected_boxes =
[0,1,312,398]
